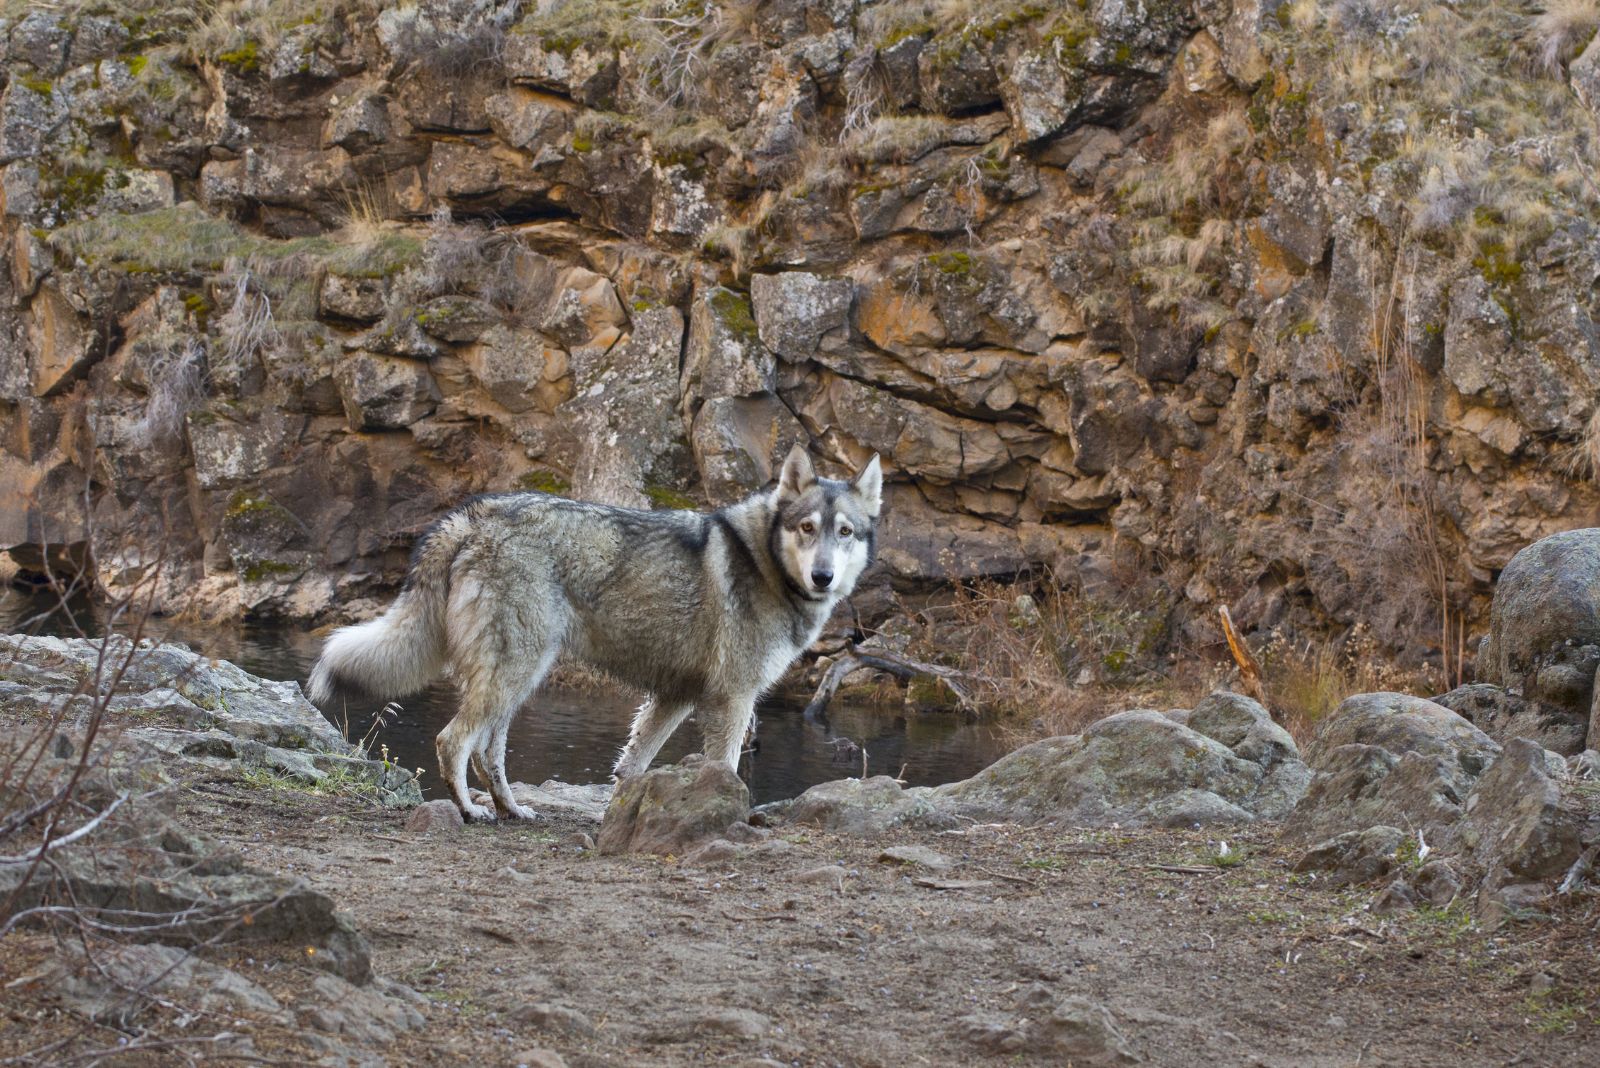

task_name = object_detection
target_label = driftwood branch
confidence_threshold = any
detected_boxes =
[804,646,977,719]
[1218,605,1275,719]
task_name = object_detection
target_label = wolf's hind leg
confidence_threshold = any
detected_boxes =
[436,714,495,823]
[476,648,559,821]
[613,697,694,779]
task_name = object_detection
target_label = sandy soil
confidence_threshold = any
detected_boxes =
[27,774,1578,1067]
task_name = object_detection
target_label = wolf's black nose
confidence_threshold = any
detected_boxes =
[811,569,833,590]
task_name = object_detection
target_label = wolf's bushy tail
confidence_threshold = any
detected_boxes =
[307,513,471,704]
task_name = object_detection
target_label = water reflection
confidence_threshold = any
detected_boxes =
[0,587,1004,805]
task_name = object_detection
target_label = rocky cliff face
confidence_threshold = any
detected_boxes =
[2,0,1598,662]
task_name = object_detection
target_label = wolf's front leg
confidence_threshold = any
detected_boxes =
[613,697,694,779]
[703,696,757,771]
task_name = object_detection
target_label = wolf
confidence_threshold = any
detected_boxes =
[308,446,882,821]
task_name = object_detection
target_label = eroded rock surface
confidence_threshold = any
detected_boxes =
[597,754,750,855]
[0,634,420,806]
[0,2,1593,661]
[1282,692,1500,845]
[767,691,1309,831]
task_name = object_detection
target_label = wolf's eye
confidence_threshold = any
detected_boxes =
[799,520,815,535]
[839,525,853,538]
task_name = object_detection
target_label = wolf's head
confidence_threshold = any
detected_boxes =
[771,445,882,601]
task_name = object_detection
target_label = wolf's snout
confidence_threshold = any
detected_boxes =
[810,569,834,590]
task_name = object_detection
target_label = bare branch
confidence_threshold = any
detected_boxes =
[804,645,978,720]
[0,793,128,866]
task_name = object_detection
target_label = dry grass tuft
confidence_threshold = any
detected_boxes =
[884,573,1440,750]
[1277,1,1599,261]
[1531,0,1600,71]
[128,341,207,450]
[891,570,1199,744]
[1255,624,1441,741]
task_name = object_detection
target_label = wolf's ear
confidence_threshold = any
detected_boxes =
[777,443,817,501]
[851,454,882,517]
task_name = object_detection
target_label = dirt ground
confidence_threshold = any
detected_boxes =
[10,770,1592,1067]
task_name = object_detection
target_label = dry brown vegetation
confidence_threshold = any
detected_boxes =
[1284,0,1599,258]
[882,570,1440,748]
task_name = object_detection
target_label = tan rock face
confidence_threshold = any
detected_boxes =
[1,0,1595,646]
[26,287,93,397]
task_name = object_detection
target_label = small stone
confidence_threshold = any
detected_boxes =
[959,1013,1029,1053]
[1413,860,1462,907]
[512,1002,597,1037]
[1367,878,1418,915]
[1294,826,1405,886]
[300,973,425,1044]
[684,838,739,866]
[723,820,770,844]
[750,837,795,855]
[1033,996,1137,1063]
[878,845,953,871]
[914,877,994,891]
[793,864,848,887]
[512,1050,568,1068]
[691,1007,771,1038]
[404,799,463,834]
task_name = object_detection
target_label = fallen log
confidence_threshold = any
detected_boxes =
[803,646,978,719]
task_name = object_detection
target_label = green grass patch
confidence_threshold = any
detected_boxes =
[48,205,424,279]
[643,484,697,510]
[516,469,571,495]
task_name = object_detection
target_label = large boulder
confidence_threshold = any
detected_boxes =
[0,634,421,806]
[1282,692,1500,844]
[776,774,958,835]
[597,755,750,856]
[1475,528,1600,754]
[1433,683,1588,761]
[1450,738,1595,912]
[934,696,1308,827]
[767,692,1308,832]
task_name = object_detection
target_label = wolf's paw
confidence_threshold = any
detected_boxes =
[460,801,498,823]
[497,801,543,822]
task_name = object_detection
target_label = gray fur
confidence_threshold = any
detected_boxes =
[308,447,882,822]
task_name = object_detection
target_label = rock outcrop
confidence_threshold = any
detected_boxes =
[1282,690,1600,919]
[0,633,421,805]
[0,630,433,1055]
[1281,692,1500,845]
[765,690,1310,830]
[0,1,1593,669]
[1439,528,1600,755]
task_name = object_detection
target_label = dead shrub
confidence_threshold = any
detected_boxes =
[1255,623,1442,741]
[891,568,1201,745]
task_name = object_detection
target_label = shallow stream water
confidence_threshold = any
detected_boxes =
[0,586,1005,805]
